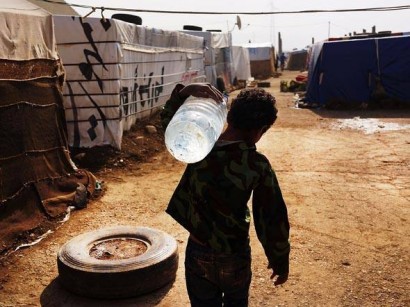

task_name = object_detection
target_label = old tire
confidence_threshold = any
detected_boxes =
[57,226,178,299]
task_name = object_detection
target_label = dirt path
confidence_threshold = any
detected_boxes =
[0,71,409,306]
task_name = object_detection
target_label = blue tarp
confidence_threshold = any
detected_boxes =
[306,35,410,106]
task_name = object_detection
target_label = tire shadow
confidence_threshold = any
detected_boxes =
[40,277,174,307]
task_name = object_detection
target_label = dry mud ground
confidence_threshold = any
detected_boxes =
[0,71,409,307]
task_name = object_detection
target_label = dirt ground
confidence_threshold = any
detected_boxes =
[0,71,409,307]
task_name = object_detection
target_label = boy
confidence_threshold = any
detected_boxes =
[161,83,290,307]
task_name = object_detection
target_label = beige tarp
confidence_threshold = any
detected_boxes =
[0,0,58,60]
[27,0,79,16]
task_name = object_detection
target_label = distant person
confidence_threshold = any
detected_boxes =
[161,83,290,307]
[279,53,287,71]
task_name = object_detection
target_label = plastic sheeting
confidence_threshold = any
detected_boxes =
[244,42,274,61]
[305,35,410,106]
[54,16,206,149]
[182,30,233,90]
[243,42,275,79]
[212,32,231,49]
[232,46,251,81]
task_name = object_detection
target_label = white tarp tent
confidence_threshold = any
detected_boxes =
[245,42,274,61]
[182,30,215,86]
[232,46,251,81]
[183,30,233,91]
[243,42,276,79]
[54,16,206,149]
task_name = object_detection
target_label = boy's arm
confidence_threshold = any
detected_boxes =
[160,83,223,130]
[252,164,290,281]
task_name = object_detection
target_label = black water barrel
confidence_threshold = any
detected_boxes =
[112,14,142,25]
[183,25,203,31]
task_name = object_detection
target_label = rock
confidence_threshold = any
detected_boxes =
[145,125,157,134]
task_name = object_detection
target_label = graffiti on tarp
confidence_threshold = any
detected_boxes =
[67,81,109,146]
[119,66,165,117]
[66,16,168,146]
[60,16,201,148]
[77,17,109,92]
[67,17,112,147]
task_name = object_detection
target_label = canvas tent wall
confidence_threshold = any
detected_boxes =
[183,30,234,91]
[54,16,205,149]
[232,46,251,83]
[27,0,79,15]
[286,49,308,71]
[305,35,410,107]
[0,0,96,254]
[244,42,275,79]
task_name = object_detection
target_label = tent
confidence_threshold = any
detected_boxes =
[27,0,79,15]
[183,30,234,92]
[231,46,251,84]
[244,42,276,79]
[54,16,206,149]
[0,0,96,254]
[286,49,308,71]
[305,34,410,108]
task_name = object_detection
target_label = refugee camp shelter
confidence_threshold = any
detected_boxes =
[0,0,96,254]
[286,49,308,71]
[54,16,206,149]
[244,42,276,79]
[305,34,410,108]
[182,29,234,92]
[231,46,251,86]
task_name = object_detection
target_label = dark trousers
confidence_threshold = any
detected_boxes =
[185,238,252,307]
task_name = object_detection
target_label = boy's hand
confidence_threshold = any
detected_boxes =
[268,264,289,286]
[178,83,224,103]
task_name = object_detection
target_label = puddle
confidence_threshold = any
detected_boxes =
[332,117,410,134]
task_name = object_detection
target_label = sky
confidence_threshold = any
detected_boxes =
[67,0,410,51]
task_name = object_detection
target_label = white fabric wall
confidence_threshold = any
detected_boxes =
[182,31,233,88]
[244,42,274,61]
[232,46,251,81]
[54,16,205,149]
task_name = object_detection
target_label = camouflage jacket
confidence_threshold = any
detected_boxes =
[162,86,290,275]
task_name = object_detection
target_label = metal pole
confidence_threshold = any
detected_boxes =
[328,21,330,38]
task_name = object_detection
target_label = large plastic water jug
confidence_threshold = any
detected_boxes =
[165,95,227,163]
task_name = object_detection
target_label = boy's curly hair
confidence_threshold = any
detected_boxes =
[227,88,278,130]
